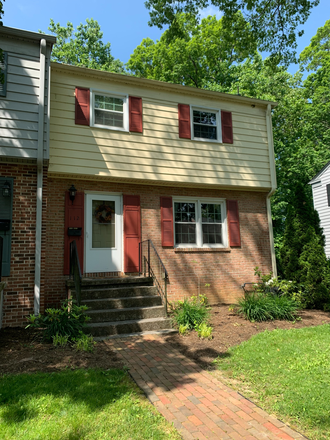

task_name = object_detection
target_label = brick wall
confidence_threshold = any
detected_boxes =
[0,163,47,326]
[45,178,272,307]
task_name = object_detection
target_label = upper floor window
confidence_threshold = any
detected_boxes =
[178,104,233,144]
[0,52,8,98]
[192,108,220,141]
[91,91,128,131]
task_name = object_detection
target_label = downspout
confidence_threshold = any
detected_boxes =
[266,103,277,276]
[34,39,47,315]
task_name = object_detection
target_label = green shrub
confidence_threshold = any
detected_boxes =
[172,298,210,330]
[52,333,69,347]
[190,293,209,307]
[72,332,96,352]
[280,183,330,309]
[178,324,190,336]
[26,299,90,342]
[196,322,213,339]
[237,292,299,322]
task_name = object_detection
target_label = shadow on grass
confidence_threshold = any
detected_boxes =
[0,368,128,425]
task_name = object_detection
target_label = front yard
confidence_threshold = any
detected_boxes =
[213,325,330,440]
[1,305,330,439]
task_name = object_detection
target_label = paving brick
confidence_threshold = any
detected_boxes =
[111,336,306,440]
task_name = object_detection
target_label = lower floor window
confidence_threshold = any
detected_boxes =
[174,199,227,248]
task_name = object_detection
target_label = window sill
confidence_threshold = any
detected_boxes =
[174,247,231,253]
[91,124,128,133]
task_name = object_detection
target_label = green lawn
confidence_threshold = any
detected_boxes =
[0,369,181,440]
[214,324,330,440]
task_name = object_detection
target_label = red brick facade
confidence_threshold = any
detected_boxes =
[1,170,272,326]
[0,163,47,326]
[44,177,272,308]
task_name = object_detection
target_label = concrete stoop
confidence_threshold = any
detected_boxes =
[66,276,173,337]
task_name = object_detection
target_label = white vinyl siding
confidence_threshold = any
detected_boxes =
[311,167,330,258]
[49,67,272,189]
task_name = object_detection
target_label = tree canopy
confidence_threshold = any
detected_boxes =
[128,12,257,88]
[45,18,124,73]
[144,0,320,64]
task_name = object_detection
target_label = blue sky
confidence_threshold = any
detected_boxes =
[3,0,329,73]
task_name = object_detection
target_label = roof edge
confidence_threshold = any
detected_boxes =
[309,160,330,184]
[0,25,56,44]
[51,62,278,108]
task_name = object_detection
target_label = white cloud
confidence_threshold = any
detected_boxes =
[199,5,223,20]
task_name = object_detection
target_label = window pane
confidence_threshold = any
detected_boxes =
[194,124,217,140]
[201,204,222,223]
[202,223,222,244]
[193,110,216,125]
[175,223,196,245]
[95,95,123,112]
[92,200,115,248]
[95,109,123,128]
[174,202,196,222]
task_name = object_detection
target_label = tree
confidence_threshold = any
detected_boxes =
[45,19,124,73]
[280,183,330,308]
[0,0,4,26]
[144,0,320,64]
[128,12,257,87]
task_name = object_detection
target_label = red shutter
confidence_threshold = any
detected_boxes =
[129,96,143,133]
[123,195,141,272]
[161,196,174,247]
[75,87,90,126]
[221,110,233,144]
[227,200,241,247]
[64,191,84,275]
[178,104,191,139]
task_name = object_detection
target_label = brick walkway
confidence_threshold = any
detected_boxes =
[106,335,306,440]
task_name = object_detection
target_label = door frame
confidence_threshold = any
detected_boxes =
[84,192,123,273]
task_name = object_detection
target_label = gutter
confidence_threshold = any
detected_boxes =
[34,39,46,315]
[266,103,277,276]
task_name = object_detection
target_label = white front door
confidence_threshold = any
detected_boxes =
[85,194,122,273]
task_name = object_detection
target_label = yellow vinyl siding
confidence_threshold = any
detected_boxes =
[49,67,272,189]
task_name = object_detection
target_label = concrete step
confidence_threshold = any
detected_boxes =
[86,306,165,323]
[86,317,173,337]
[79,285,158,300]
[82,295,162,310]
[67,276,153,290]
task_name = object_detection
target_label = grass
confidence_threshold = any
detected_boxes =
[0,369,181,440]
[214,324,330,440]
[236,292,299,322]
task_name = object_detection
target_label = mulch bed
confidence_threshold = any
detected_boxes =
[0,327,123,375]
[1,305,330,375]
[164,305,330,368]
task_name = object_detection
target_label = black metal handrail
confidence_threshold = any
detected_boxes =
[0,236,3,280]
[139,239,169,316]
[69,240,82,305]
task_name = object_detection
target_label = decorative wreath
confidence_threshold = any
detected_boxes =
[94,203,114,224]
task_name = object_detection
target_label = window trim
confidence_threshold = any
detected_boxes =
[90,89,129,132]
[173,197,228,248]
[190,106,222,143]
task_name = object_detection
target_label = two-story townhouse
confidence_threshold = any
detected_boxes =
[0,27,55,326]
[44,62,277,313]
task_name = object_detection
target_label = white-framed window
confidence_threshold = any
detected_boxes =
[91,90,128,131]
[191,106,221,142]
[174,198,228,248]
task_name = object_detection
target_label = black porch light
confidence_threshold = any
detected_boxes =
[2,181,11,198]
[69,184,77,205]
